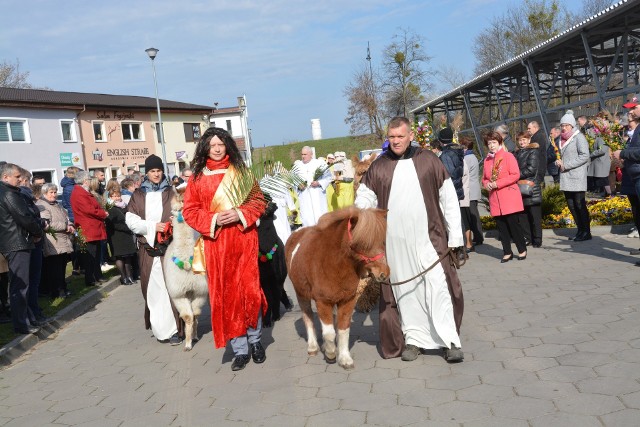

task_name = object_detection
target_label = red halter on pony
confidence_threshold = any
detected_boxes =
[347,216,385,264]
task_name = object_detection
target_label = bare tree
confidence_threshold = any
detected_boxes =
[381,28,432,118]
[580,0,615,18]
[0,59,33,88]
[435,65,468,91]
[344,65,384,138]
[473,0,572,75]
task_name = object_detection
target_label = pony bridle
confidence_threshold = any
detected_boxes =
[347,217,385,264]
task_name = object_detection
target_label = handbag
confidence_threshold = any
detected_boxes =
[517,179,535,197]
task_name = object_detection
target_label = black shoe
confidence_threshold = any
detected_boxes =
[466,246,475,253]
[570,231,584,241]
[231,354,251,371]
[85,282,96,287]
[532,243,542,248]
[444,344,464,363]
[473,240,484,246]
[15,325,40,334]
[169,333,183,346]
[574,232,592,242]
[126,277,136,285]
[501,254,513,263]
[31,316,51,327]
[119,277,128,285]
[250,342,266,363]
[517,252,527,261]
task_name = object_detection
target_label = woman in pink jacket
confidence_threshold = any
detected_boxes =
[482,131,527,263]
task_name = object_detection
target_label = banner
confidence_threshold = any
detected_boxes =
[60,152,82,167]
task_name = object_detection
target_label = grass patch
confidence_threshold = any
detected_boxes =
[253,134,382,168]
[0,265,118,348]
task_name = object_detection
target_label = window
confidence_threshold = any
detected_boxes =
[122,122,143,141]
[226,120,232,133]
[93,121,106,142]
[155,122,164,143]
[183,123,201,142]
[0,119,29,143]
[60,120,77,142]
[31,169,55,184]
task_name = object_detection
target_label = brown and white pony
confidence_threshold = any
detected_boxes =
[285,206,389,369]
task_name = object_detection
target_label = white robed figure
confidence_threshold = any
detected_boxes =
[293,146,332,227]
[126,191,178,341]
[271,190,296,244]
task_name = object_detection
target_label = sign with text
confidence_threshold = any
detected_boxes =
[60,152,82,167]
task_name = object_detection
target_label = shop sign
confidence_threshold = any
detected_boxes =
[60,152,82,167]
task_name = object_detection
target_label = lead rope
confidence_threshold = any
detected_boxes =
[383,247,467,286]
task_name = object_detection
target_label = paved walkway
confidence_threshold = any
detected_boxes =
[1,229,640,426]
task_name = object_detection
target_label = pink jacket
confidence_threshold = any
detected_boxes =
[482,148,524,217]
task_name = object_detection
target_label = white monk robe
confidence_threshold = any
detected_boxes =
[125,192,178,341]
[294,158,332,227]
[356,158,463,350]
[272,190,295,244]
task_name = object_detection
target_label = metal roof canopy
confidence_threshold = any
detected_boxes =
[412,0,640,156]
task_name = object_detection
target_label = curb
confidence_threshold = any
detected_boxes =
[0,277,122,368]
[484,224,634,239]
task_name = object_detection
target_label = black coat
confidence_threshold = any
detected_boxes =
[515,144,543,206]
[0,181,43,253]
[530,129,548,182]
[439,144,465,199]
[106,205,137,257]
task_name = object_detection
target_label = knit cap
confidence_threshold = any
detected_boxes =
[560,110,576,128]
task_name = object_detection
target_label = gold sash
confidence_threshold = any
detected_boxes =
[192,166,240,274]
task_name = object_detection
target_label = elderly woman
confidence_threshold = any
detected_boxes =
[105,188,137,285]
[482,131,527,262]
[36,183,74,299]
[556,110,592,241]
[514,131,543,247]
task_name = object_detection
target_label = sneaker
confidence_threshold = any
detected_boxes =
[444,344,464,363]
[169,333,183,346]
[630,248,640,255]
[628,227,638,238]
[401,344,420,361]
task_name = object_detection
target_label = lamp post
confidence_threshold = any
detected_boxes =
[145,47,169,180]
[237,95,252,166]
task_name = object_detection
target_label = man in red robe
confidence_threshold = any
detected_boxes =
[183,127,266,371]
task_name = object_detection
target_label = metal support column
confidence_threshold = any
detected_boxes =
[581,32,607,110]
[462,90,484,157]
[523,59,550,138]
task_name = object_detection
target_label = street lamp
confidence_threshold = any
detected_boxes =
[145,47,169,181]
[237,95,252,166]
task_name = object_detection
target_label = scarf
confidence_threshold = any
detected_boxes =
[206,155,230,171]
[486,145,503,159]
[140,176,171,193]
[114,200,127,209]
[560,129,579,150]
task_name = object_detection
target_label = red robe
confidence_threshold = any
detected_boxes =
[182,156,267,348]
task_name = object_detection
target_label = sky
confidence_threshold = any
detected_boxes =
[2,0,586,147]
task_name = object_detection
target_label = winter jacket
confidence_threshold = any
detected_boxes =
[587,137,611,178]
[36,198,73,257]
[530,129,548,183]
[0,181,43,253]
[515,144,542,206]
[439,144,465,200]
[620,128,640,181]
[106,205,137,257]
[70,185,107,242]
[464,150,482,201]
[559,131,590,192]
[482,148,524,217]
[60,176,76,223]
[547,138,560,176]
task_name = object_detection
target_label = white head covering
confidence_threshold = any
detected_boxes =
[560,110,577,128]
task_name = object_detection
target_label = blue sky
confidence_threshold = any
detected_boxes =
[2,0,586,147]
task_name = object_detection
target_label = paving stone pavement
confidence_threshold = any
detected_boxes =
[1,229,640,426]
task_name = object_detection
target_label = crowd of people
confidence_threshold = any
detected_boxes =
[1,94,639,371]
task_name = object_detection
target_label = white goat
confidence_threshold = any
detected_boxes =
[163,186,208,351]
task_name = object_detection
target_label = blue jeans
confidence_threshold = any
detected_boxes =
[229,310,263,356]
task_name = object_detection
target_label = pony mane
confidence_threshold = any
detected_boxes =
[349,208,386,254]
[316,207,357,231]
